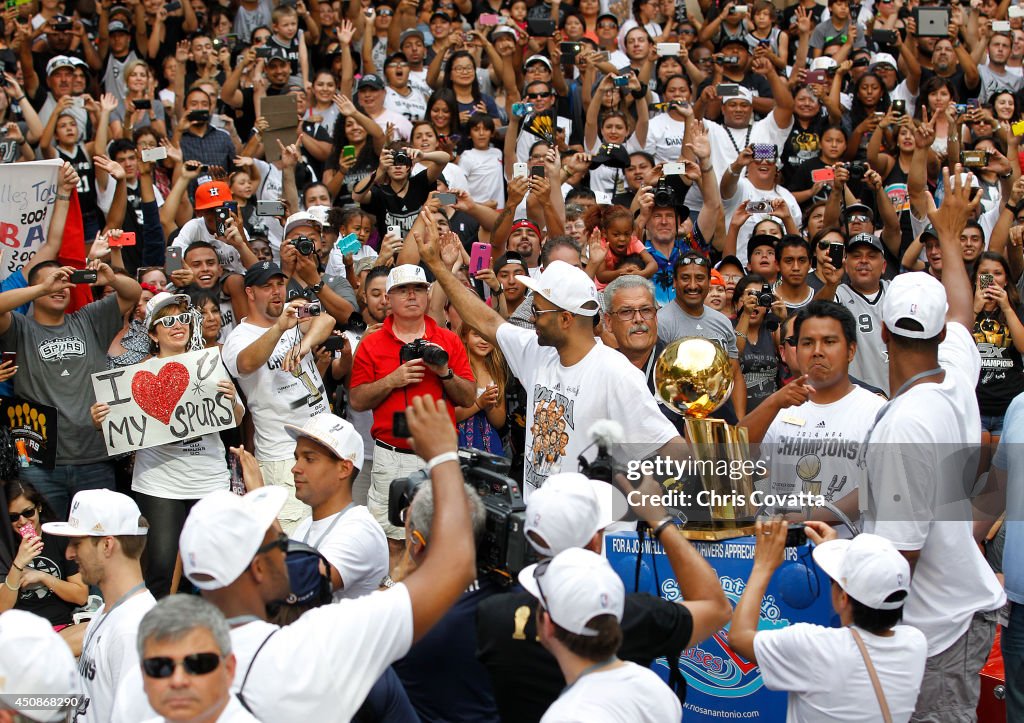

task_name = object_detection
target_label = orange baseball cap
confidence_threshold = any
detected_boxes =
[194,181,232,211]
[710,269,726,287]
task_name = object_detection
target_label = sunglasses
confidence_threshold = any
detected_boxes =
[8,505,35,523]
[784,335,798,347]
[387,61,409,68]
[153,312,192,329]
[533,558,554,612]
[598,20,618,28]
[531,303,564,318]
[255,532,289,556]
[679,28,696,35]
[525,91,553,99]
[142,653,223,679]
[378,8,393,15]
[679,256,710,267]
[846,214,870,224]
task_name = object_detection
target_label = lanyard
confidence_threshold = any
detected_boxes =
[302,503,354,549]
[79,582,147,670]
[643,348,658,382]
[726,124,753,157]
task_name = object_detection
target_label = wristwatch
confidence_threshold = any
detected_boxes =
[309,280,325,294]
[652,514,686,540]
[439,368,454,380]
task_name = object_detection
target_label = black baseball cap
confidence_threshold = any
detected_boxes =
[244,261,287,287]
[748,234,779,255]
[493,251,527,273]
[846,233,885,253]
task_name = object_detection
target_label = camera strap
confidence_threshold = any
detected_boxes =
[237,629,280,715]
[302,503,353,549]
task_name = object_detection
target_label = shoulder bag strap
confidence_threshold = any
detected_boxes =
[850,628,893,723]
[236,629,280,714]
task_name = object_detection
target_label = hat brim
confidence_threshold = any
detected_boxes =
[40,522,98,537]
[810,538,849,586]
[146,294,191,329]
[515,274,599,316]
[517,562,543,601]
[284,424,355,462]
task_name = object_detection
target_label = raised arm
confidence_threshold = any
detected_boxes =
[929,165,979,329]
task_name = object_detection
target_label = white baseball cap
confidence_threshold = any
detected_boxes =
[812,533,911,610]
[516,260,601,316]
[284,211,323,237]
[870,52,898,69]
[722,86,754,105]
[305,205,332,227]
[519,548,625,636]
[386,264,429,292]
[42,490,148,537]
[810,56,838,71]
[285,413,364,465]
[179,487,287,591]
[524,473,619,556]
[882,271,948,339]
[143,291,190,330]
[0,610,82,722]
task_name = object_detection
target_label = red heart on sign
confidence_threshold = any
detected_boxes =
[131,362,190,425]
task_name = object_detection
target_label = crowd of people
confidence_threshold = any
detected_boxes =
[0,0,1019,719]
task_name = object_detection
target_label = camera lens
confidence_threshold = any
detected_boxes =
[422,344,450,367]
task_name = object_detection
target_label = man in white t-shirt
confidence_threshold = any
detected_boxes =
[414,206,682,496]
[518,548,682,723]
[138,595,258,723]
[166,395,474,721]
[286,413,389,600]
[730,519,927,723]
[753,301,884,524]
[170,181,259,277]
[42,490,156,723]
[861,173,1006,720]
[221,261,335,533]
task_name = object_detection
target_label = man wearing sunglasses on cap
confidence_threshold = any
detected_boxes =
[137,595,258,722]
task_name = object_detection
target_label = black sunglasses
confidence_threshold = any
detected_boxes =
[142,653,223,679]
[784,335,798,347]
[255,532,289,556]
[526,91,554,99]
[9,505,35,523]
[533,558,553,612]
[679,256,709,267]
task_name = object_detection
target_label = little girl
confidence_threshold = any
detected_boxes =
[456,325,507,454]
[586,204,657,289]
[458,114,505,208]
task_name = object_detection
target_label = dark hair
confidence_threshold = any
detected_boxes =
[326,112,377,174]
[187,289,221,313]
[3,480,57,526]
[630,151,655,167]
[672,252,710,280]
[990,89,1020,123]
[794,300,857,346]
[364,266,390,287]
[108,138,137,158]
[810,226,846,249]
[971,134,1008,157]
[850,73,891,129]
[547,610,623,660]
[540,236,582,267]
[656,72,690,98]
[443,51,483,102]
[583,204,633,233]
[916,75,960,121]
[425,89,460,136]
[467,112,495,134]
[566,188,597,204]
[777,235,811,258]
[732,273,766,309]
[618,253,646,269]
[132,125,164,146]
[301,182,331,207]
[26,260,62,286]
[849,591,905,634]
[973,251,1021,309]
[183,241,219,261]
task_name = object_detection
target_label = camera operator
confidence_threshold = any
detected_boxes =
[477,472,730,722]
[222,261,336,533]
[349,264,475,551]
[279,211,358,324]
[170,180,260,277]
[391,472,500,722]
[116,395,476,721]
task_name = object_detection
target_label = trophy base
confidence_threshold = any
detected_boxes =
[680,523,758,541]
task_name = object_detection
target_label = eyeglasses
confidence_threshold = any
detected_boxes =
[8,505,35,523]
[378,8,393,15]
[387,61,409,68]
[153,312,192,329]
[391,285,429,297]
[142,653,223,679]
[526,91,553,99]
[611,306,656,321]
[531,303,564,318]
[254,532,289,556]
[679,28,696,35]
[695,57,713,64]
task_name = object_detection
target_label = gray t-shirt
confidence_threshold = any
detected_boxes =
[809,19,866,50]
[0,294,122,464]
[656,302,738,359]
[978,64,1024,104]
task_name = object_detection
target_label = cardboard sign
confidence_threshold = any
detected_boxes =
[91,348,236,454]
[0,160,62,280]
[261,94,298,162]
[0,397,58,469]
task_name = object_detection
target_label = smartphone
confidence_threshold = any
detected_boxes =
[141,146,167,163]
[323,335,348,352]
[734,4,748,12]
[662,161,687,175]
[469,242,492,275]
[336,232,361,255]
[871,28,897,44]
[1,351,16,366]
[387,225,401,237]
[1013,120,1024,137]
[526,18,556,36]
[828,242,845,269]
[436,192,458,205]
[69,269,98,284]
[1010,5,1024,18]
[513,162,528,178]
[745,200,772,214]
[805,69,828,85]
[592,51,609,62]
[967,98,980,108]
[342,145,356,159]
[70,96,85,109]
[993,19,1011,32]
[223,200,238,215]
[811,167,836,183]
[187,109,210,123]
[716,83,740,97]
[752,143,776,161]
[256,199,286,216]
[393,411,410,438]
[255,46,273,59]
[559,41,582,58]
[891,99,906,117]
[296,302,322,319]
[479,12,500,24]
[18,521,36,539]
[165,0,181,10]
[108,231,137,247]
[657,42,680,57]
[530,165,546,178]
[980,272,995,289]
[165,247,183,274]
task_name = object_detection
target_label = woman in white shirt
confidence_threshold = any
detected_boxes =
[584,73,649,198]
[90,293,244,599]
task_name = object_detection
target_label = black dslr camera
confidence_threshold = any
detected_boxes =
[653,178,677,208]
[289,235,317,256]
[388,448,537,585]
[391,149,412,167]
[399,338,449,367]
[845,161,868,180]
[757,283,775,307]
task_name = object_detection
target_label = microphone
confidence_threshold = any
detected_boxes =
[578,419,624,483]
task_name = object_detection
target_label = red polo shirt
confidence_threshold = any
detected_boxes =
[350,315,474,448]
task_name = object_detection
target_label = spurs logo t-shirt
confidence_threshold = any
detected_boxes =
[496,324,676,495]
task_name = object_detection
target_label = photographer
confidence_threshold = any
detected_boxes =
[721,146,802,265]
[221,261,335,533]
[353,143,450,237]
[349,264,475,550]
[279,211,358,325]
[177,87,236,173]
[169,179,260,276]
[477,472,730,722]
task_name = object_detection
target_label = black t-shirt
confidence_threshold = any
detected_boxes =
[476,587,693,723]
[921,67,978,104]
[974,305,1024,416]
[394,580,502,723]
[448,209,481,250]
[362,172,437,238]
[5,534,78,626]
[781,114,832,189]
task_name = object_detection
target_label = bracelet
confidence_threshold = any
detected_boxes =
[56,193,71,201]
[3,578,17,592]
[426,451,460,473]
[652,517,678,540]
[735,330,747,339]
[12,562,23,572]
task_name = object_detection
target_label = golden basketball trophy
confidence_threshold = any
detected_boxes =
[654,337,758,540]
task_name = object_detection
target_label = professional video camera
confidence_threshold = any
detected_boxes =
[388,448,537,585]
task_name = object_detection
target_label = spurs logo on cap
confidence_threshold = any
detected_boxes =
[262,262,270,270]
[910,304,917,314]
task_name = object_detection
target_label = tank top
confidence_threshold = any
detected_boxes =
[56,143,98,212]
